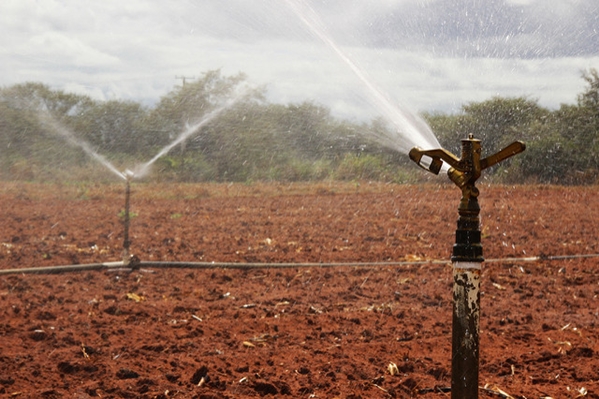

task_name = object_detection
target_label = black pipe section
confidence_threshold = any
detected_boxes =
[0,260,449,276]
[0,254,596,276]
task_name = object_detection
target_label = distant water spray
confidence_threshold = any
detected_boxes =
[36,91,242,182]
[284,0,441,153]
[134,98,239,178]
[38,113,127,180]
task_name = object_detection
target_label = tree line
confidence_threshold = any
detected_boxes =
[427,69,599,185]
[0,69,598,184]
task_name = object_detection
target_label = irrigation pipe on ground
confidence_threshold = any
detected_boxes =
[1,253,599,276]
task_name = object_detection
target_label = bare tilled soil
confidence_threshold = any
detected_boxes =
[1,182,598,398]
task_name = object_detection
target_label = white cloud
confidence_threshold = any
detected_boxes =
[27,31,120,68]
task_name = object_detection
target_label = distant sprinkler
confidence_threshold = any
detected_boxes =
[409,134,525,399]
[124,169,135,181]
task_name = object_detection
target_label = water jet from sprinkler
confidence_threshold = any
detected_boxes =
[284,0,440,154]
[37,112,128,181]
[133,95,242,179]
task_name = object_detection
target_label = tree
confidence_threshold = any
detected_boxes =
[423,97,552,182]
[459,96,549,155]
[578,68,599,111]
[71,99,149,156]
[544,69,599,180]
[0,82,95,117]
[148,70,253,148]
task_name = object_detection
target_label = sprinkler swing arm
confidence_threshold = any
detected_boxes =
[409,134,525,399]
[409,137,526,199]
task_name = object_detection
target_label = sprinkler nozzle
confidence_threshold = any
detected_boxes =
[409,148,442,174]
[124,169,135,180]
[408,147,461,175]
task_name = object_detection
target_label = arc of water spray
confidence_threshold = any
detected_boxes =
[39,113,127,181]
[284,0,441,153]
[38,93,242,181]
[133,96,244,179]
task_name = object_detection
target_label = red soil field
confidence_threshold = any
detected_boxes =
[1,182,598,398]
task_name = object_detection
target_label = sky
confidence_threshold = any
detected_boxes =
[1,0,598,123]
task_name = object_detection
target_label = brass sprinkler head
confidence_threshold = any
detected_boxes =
[409,134,526,200]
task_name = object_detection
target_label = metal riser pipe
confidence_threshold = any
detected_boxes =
[451,264,480,398]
